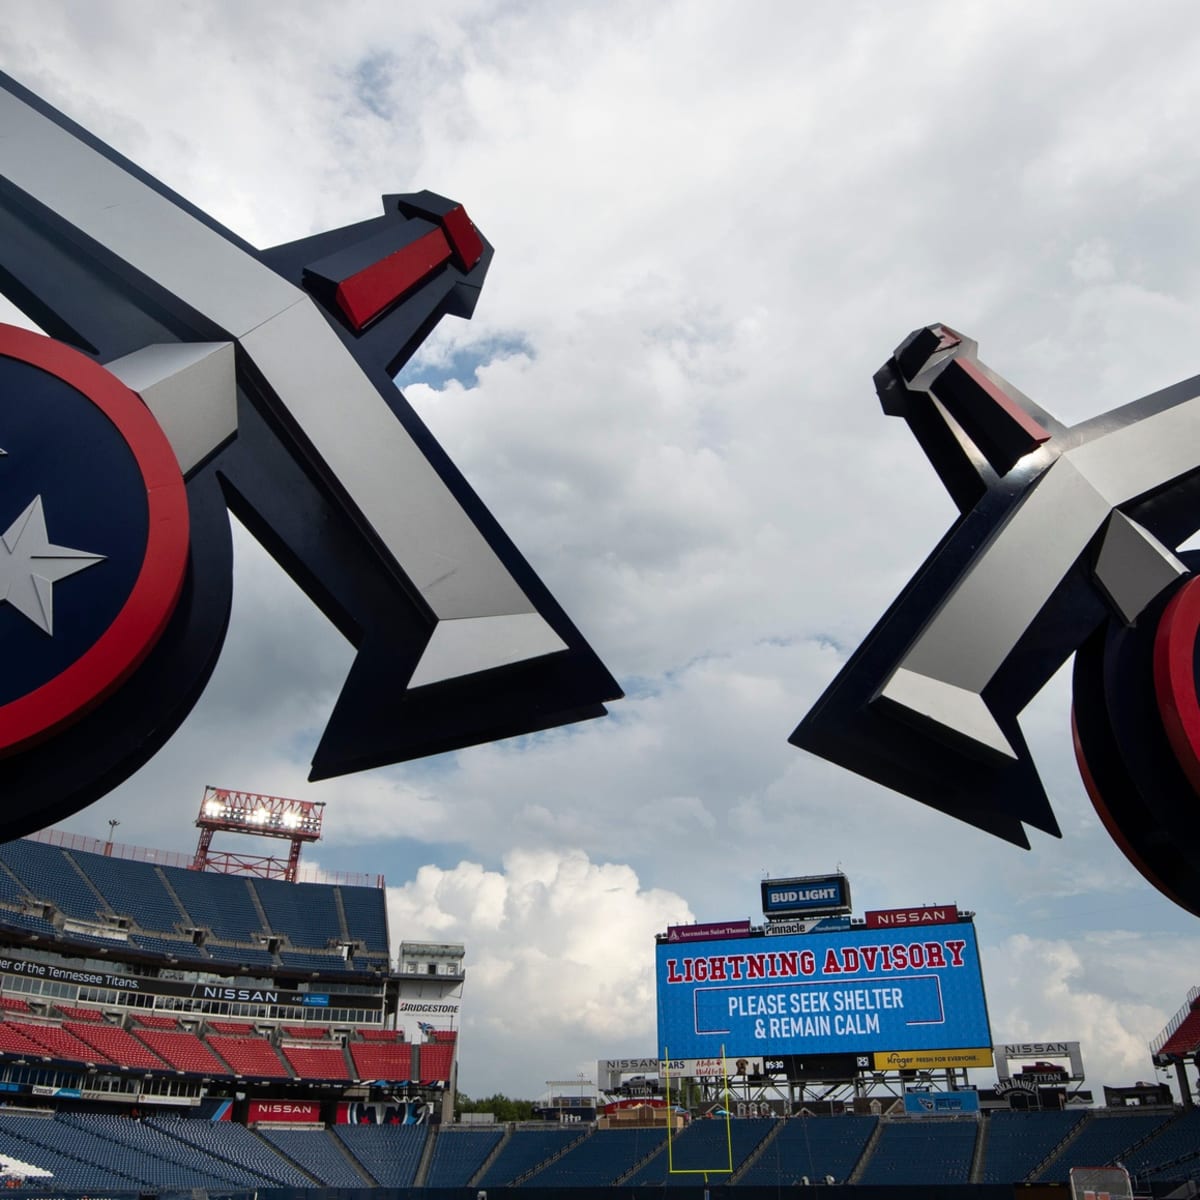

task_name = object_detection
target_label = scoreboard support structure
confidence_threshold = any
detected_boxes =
[688,1063,978,1114]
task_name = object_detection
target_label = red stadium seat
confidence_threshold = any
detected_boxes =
[350,1040,414,1080]
[206,1034,291,1078]
[418,1041,454,1084]
[133,1027,230,1074]
[282,1043,351,1080]
[66,1022,169,1070]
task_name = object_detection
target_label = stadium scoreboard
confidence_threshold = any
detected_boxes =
[656,919,991,1064]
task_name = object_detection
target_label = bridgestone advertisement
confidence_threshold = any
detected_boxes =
[655,921,991,1059]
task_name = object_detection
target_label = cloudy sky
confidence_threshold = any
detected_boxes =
[4,0,1200,1102]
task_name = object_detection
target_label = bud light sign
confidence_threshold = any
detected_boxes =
[761,874,851,918]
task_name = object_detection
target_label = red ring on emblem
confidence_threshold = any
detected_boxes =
[0,325,189,754]
[1153,574,1200,796]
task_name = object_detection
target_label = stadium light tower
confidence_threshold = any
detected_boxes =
[191,786,324,882]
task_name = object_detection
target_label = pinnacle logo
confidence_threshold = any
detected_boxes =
[0,73,620,836]
[792,324,1200,916]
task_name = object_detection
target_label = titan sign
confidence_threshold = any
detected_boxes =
[0,74,620,836]
[760,873,851,918]
[655,922,990,1060]
[792,323,1200,916]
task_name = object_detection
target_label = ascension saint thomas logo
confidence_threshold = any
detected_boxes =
[0,73,620,836]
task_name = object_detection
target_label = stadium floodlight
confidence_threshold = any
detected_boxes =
[192,786,325,881]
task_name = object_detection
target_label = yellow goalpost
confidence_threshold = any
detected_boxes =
[662,1045,734,1179]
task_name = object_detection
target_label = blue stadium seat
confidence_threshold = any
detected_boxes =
[254,876,343,948]
[0,841,106,921]
[335,1123,428,1185]
[0,1115,134,1190]
[146,1114,313,1185]
[1125,1108,1200,1182]
[75,852,184,933]
[425,1126,506,1186]
[162,865,268,942]
[857,1118,978,1186]
[981,1108,1086,1182]
[738,1113,877,1185]
[1037,1110,1177,1181]
[626,1118,775,1185]
[476,1126,589,1185]
[1,1112,236,1190]
[261,1126,372,1186]
[338,884,389,953]
[528,1126,666,1186]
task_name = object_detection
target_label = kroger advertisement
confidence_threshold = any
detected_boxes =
[656,923,990,1059]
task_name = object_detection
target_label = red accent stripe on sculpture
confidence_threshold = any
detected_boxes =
[955,358,1052,447]
[1153,575,1200,795]
[1070,705,1191,914]
[334,228,453,331]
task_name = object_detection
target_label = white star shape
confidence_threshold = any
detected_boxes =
[0,496,105,635]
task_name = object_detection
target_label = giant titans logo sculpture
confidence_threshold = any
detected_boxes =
[0,74,620,838]
[792,324,1200,917]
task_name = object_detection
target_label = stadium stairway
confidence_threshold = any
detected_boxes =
[334,886,351,942]
[260,1126,376,1187]
[470,1123,514,1186]
[247,880,273,935]
[612,1130,671,1185]
[514,1124,593,1184]
[969,1110,989,1182]
[1035,1109,1176,1182]
[1020,1110,1091,1181]
[153,867,194,933]
[1124,1107,1200,1183]
[729,1116,785,1182]
[414,1118,439,1184]
[848,1115,886,1183]
[62,851,115,918]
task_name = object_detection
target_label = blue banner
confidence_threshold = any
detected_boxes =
[656,921,990,1059]
[904,1089,980,1115]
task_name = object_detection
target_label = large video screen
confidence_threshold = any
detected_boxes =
[655,922,990,1059]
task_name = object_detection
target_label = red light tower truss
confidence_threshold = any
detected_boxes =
[192,787,324,881]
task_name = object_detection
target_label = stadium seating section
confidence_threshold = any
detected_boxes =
[335,1123,428,1186]
[738,1112,877,1185]
[424,1127,505,1186]
[629,1116,775,1185]
[0,1009,448,1087]
[0,1108,1192,1189]
[0,838,390,979]
[1126,1106,1200,1181]
[281,1042,353,1081]
[207,1034,292,1078]
[261,1126,373,1186]
[134,1026,230,1074]
[1035,1109,1176,1181]
[350,1038,416,1081]
[857,1117,977,1185]
[528,1125,664,1186]
[1157,991,1200,1059]
[478,1126,590,1185]
[979,1107,1085,1183]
